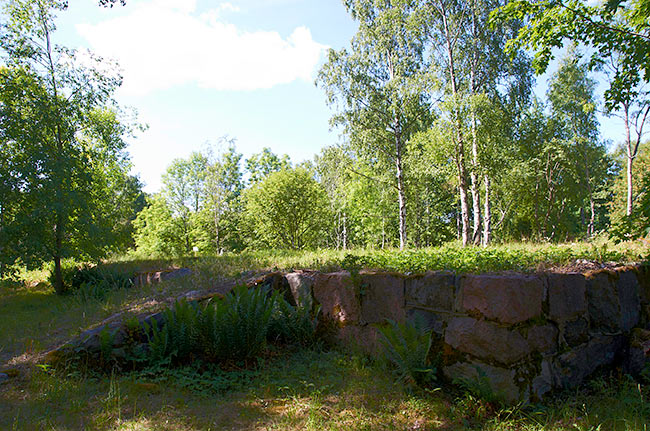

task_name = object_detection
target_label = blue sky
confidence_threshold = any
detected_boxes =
[53,0,626,193]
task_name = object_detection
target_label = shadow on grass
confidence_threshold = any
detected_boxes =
[1,348,650,430]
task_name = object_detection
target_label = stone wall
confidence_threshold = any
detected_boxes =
[285,265,650,403]
[49,264,650,404]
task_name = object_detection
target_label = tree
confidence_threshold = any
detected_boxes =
[244,168,330,250]
[492,0,650,221]
[315,145,354,249]
[133,195,186,257]
[491,0,650,110]
[318,0,431,249]
[201,141,244,252]
[422,0,532,246]
[601,53,650,217]
[547,49,608,236]
[609,141,650,240]
[159,153,208,253]
[245,147,291,185]
[0,0,137,292]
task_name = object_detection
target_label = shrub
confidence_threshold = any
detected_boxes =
[201,284,276,362]
[48,262,134,298]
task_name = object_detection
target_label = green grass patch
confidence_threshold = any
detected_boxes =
[2,349,650,430]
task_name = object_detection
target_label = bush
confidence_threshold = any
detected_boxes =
[47,259,81,294]
[201,284,276,362]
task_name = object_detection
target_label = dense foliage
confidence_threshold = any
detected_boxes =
[0,0,144,291]
[2,0,649,276]
[141,285,319,367]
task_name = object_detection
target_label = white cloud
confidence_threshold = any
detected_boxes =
[76,0,327,95]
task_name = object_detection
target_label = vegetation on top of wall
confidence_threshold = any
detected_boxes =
[177,241,648,279]
[339,242,648,274]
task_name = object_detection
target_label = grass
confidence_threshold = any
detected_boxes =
[148,239,649,278]
[1,348,649,430]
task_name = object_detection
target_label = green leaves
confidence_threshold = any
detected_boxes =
[142,285,319,367]
[244,168,331,250]
[491,0,650,110]
[0,1,141,289]
[378,318,436,387]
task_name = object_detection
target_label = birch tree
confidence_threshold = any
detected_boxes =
[318,0,430,249]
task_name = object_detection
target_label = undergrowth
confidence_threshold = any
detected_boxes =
[86,284,321,372]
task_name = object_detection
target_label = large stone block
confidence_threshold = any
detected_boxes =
[337,325,382,355]
[552,335,626,388]
[457,274,544,324]
[547,273,587,322]
[443,361,522,404]
[531,359,554,401]
[444,317,531,365]
[526,324,558,355]
[313,271,360,326]
[406,308,446,336]
[636,264,650,304]
[616,269,641,331]
[285,271,316,308]
[587,272,619,332]
[587,271,640,333]
[560,317,589,347]
[623,328,650,376]
[359,272,405,324]
[405,271,455,311]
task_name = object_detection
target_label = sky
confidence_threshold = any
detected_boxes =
[51,0,627,193]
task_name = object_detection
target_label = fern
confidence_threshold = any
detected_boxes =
[268,296,320,347]
[377,318,437,387]
[219,284,275,360]
[453,366,504,406]
[98,326,117,366]
[145,318,172,365]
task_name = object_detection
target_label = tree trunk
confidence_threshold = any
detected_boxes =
[396,145,407,249]
[0,204,4,279]
[470,111,481,245]
[583,155,595,236]
[482,174,491,246]
[625,104,634,216]
[44,12,66,295]
[342,212,348,250]
[53,215,65,294]
[388,50,407,250]
[439,1,470,246]
[469,3,481,245]
[458,163,471,246]
[214,209,220,252]
[53,253,64,294]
